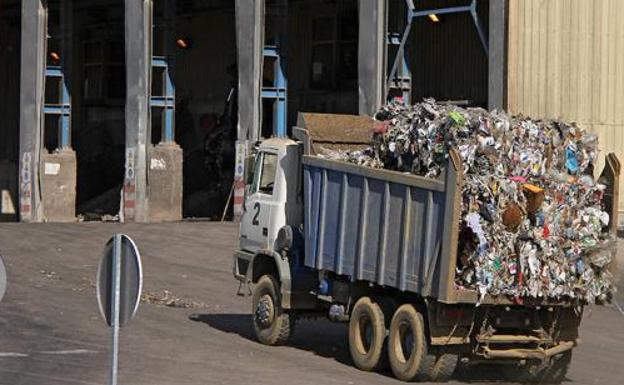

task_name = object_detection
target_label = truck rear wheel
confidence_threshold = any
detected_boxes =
[541,351,572,384]
[387,304,428,381]
[348,296,387,371]
[251,275,294,346]
[502,351,571,384]
[421,351,458,382]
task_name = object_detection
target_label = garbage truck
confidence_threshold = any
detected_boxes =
[232,113,620,382]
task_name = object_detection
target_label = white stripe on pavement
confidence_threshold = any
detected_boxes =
[0,349,99,357]
[39,349,98,355]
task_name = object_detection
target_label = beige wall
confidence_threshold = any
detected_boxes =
[507,0,624,220]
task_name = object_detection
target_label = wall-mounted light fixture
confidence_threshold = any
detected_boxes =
[428,14,440,23]
[176,37,192,49]
[49,51,61,63]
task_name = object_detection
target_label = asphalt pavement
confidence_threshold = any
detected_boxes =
[0,222,623,385]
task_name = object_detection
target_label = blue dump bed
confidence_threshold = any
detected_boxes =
[303,153,465,303]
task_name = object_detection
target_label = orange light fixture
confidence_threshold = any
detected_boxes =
[176,38,190,49]
[428,14,440,23]
[49,51,61,62]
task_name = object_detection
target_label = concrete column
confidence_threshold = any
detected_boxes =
[40,151,76,222]
[358,0,387,117]
[488,0,507,111]
[234,0,264,217]
[124,0,151,222]
[19,0,46,222]
[235,0,263,143]
[148,143,182,221]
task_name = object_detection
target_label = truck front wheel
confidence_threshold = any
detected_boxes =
[348,297,387,371]
[251,275,294,346]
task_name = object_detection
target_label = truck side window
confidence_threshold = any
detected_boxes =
[252,152,277,195]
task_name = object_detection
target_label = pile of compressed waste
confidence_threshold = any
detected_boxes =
[320,99,616,304]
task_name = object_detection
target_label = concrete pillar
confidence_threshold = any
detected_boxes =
[235,0,264,143]
[234,0,264,217]
[19,0,46,222]
[358,0,387,117]
[488,0,507,111]
[41,150,76,222]
[148,143,182,221]
[124,0,151,222]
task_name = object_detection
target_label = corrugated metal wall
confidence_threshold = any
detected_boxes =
[507,0,624,216]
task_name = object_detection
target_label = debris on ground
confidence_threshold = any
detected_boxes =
[40,269,60,279]
[141,290,208,309]
[320,99,616,304]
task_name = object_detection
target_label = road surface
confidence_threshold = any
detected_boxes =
[0,222,623,385]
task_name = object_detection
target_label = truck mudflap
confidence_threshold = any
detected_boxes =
[479,340,576,360]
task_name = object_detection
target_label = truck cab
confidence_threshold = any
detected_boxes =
[238,138,302,255]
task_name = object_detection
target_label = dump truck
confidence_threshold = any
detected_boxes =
[232,113,620,382]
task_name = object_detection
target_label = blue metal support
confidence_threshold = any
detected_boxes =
[44,65,71,149]
[261,46,287,138]
[150,55,175,142]
[43,0,72,150]
[150,0,176,143]
[386,0,489,102]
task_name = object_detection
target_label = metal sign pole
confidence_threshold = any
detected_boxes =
[97,233,142,384]
[110,234,122,385]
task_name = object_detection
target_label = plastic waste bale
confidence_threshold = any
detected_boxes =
[319,99,616,305]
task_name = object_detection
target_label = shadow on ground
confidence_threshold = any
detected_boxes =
[189,313,353,367]
[187,313,557,383]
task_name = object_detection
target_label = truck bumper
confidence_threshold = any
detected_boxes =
[233,250,253,282]
[481,340,576,360]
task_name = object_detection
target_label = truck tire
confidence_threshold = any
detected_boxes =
[541,351,572,384]
[387,304,429,381]
[502,351,571,384]
[348,296,387,371]
[421,351,458,382]
[251,275,294,346]
[501,362,542,383]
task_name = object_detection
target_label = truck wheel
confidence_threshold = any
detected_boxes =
[501,362,542,383]
[421,351,458,382]
[387,304,428,381]
[251,275,294,346]
[348,297,387,371]
[541,351,572,384]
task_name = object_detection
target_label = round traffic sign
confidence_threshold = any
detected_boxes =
[96,234,143,327]
[0,255,6,303]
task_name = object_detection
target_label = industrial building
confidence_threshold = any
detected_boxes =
[0,0,622,224]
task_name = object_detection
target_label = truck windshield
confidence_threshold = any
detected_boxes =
[252,152,277,195]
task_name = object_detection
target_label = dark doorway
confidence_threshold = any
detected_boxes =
[72,1,126,220]
[0,1,20,222]
[389,0,490,107]
[284,0,359,127]
[153,0,237,219]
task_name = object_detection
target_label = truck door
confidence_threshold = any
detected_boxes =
[240,151,279,253]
